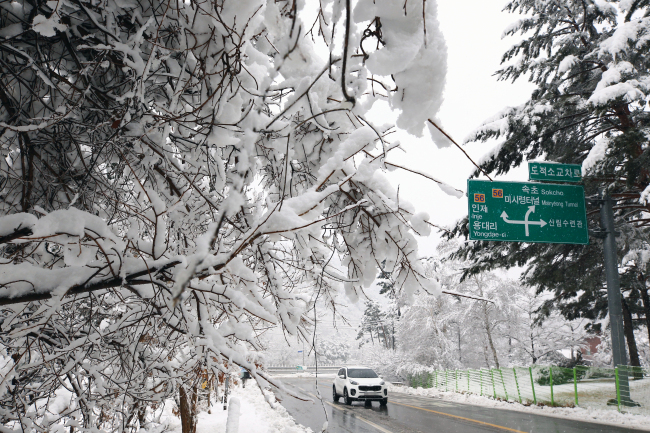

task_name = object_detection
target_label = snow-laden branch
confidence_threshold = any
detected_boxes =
[0,0,449,430]
[441,289,495,304]
[0,260,180,306]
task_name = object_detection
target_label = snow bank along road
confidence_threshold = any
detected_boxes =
[279,377,646,433]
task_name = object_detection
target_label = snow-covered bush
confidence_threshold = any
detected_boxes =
[316,340,350,365]
[0,0,451,431]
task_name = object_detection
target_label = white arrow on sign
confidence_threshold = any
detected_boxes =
[500,205,547,237]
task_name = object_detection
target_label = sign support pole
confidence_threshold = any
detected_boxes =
[599,195,631,405]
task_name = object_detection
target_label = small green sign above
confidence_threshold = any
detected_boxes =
[467,180,589,244]
[529,162,582,182]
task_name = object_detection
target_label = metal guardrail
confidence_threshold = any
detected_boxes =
[267,366,340,374]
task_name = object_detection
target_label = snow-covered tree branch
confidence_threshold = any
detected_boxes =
[0,0,450,431]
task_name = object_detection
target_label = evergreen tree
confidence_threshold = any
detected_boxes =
[357,300,390,348]
[376,260,400,349]
[447,0,650,366]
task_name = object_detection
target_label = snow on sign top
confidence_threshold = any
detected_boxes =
[528,162,582,183]
[467,180,589,245]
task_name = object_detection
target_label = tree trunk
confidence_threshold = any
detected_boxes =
[381,325,390,349]
[137,403,147,429]
[483,346,491,368]
[486,327,500,369]
[458,325,462,363]
[179,384,198,433]
[531,332,537,364]
[639,287,650,344]
[621,296,641,368]
[483,304,499,368]
[529,309,537,364]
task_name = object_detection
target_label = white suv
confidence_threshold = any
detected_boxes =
[333,366,387,406]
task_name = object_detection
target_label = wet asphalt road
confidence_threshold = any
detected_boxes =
[279,376,647,433]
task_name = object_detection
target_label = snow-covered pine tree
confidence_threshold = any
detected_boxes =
[376,260,399,349]
[0,0,452,431]
[356,300,389,348]
[446,0,650,368]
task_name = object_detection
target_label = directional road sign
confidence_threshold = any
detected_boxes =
[467,180,589,244]
[528,161,582,183]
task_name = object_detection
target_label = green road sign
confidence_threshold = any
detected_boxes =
[468,180,589,244]
[528,162,582,182]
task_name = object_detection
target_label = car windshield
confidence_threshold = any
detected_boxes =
[347,368,378,378]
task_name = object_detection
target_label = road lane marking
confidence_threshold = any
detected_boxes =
[389,400,527,433]
[305,391,393,433]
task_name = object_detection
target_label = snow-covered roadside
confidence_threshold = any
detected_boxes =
[388,384,650,431]
[156,385,312,433]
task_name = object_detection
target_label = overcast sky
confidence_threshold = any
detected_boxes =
[268,1,537,360]
[303,0,533,347]
[382,0,535,257]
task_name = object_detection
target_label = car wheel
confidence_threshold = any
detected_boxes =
[380,398,388,406]
[332,386,339,403]
[343,388,352,405]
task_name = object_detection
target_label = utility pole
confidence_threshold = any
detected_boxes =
[598,195,631,405]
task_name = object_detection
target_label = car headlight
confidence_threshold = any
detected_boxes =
[380,381,385,385]
[349,380,358,385]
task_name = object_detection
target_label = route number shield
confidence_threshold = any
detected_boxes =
[467,180,589,244]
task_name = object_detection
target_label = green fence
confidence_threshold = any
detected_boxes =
[408,365,649,415]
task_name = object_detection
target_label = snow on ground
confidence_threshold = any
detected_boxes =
[158,384,312,433]
[550,377,650,416]
[432,369,650,416]
[388,384,650,431]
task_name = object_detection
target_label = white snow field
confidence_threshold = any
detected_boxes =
[158,385,312,433]
[389,383,650,431]
[549,376,650,416]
